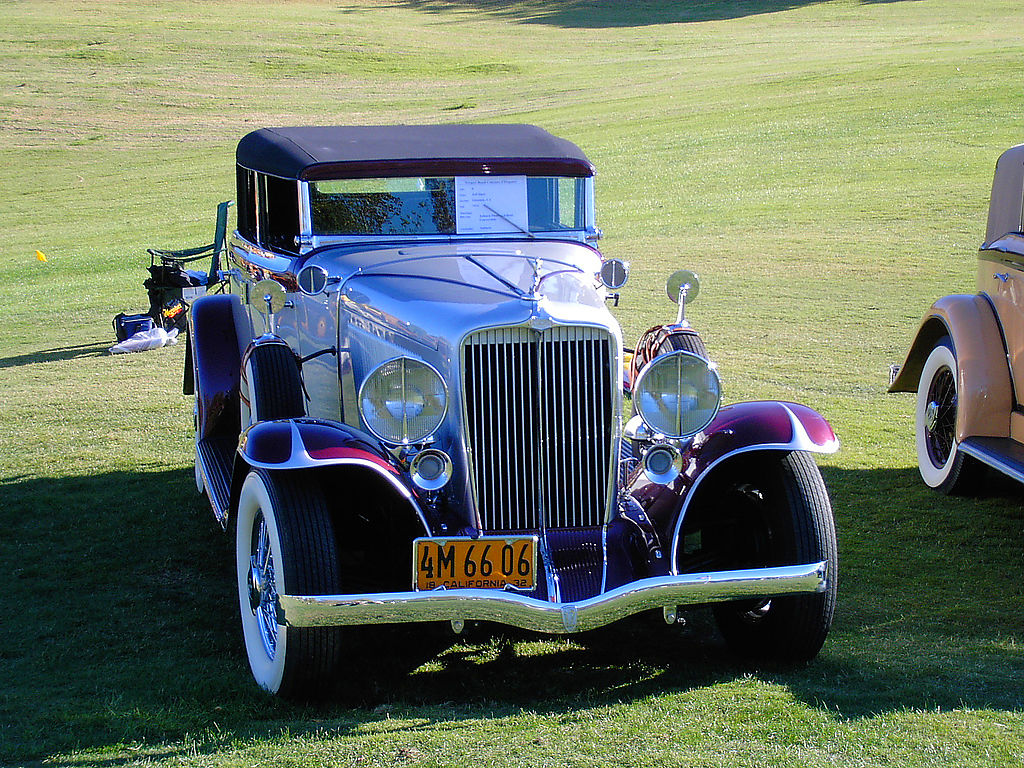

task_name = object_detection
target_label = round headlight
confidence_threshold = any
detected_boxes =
[633,351,721,438]
[359,357,448,444]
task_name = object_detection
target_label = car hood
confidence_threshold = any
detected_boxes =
[315,240,616,353]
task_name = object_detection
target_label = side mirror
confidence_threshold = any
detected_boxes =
[253,279,288,314]
[599,258,630,290]
[252,279,288,336]
[666,269,700,304]
[666,269,701,325]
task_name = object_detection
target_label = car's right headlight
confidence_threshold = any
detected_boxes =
[358,357,448,444]
[633,350,721,438]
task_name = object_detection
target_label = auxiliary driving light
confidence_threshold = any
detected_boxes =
[642,443,683,485]
[410,448,453,491]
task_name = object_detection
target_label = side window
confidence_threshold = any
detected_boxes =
[235,169,299,252]
[236,166,257,241]
[257,174,299,253]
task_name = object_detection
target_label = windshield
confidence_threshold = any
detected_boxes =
[309,175,589,237]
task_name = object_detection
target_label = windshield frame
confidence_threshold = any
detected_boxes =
[298,174,597,250]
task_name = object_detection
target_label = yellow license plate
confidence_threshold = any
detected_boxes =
[414,536,538,591]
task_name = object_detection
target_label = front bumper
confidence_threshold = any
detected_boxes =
[277,561,827,634]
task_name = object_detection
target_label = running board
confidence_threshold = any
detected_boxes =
[197,435,235,527]
[959,436,1024,484]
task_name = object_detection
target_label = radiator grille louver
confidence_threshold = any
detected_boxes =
[462,325,616,532]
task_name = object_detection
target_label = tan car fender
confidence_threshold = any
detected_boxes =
[889,294,1012,441]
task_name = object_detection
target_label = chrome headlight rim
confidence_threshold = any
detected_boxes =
[632,350,722,439]
[357,356,448,445]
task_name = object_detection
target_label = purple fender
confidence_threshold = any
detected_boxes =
[238,418,429,534]
[627,400,838,574]
[189,293,249,441]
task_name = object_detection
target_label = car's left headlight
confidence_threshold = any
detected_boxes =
[633,350,721,438]
[359,357,448,444]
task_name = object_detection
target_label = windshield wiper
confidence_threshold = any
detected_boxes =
[464,255,527,296]
[483,205,535,239]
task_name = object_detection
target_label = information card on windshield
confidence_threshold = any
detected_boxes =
[455,176,529,234]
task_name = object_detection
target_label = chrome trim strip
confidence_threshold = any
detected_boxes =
[277,561,827,634]
[297,182,312,253]
[309,232,595,249]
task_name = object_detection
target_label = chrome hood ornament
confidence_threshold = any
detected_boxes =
[528,257,544,299]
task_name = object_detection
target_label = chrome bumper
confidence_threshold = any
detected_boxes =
[277,561,827,634]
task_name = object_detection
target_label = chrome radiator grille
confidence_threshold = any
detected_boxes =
[462,325,616,532]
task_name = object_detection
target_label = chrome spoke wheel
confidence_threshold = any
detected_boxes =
[924,365,957,469]
[236,469,343,697]
[249,513,278,661]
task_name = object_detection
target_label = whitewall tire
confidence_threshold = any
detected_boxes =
[914,340,981,494]
[235,469,342,697]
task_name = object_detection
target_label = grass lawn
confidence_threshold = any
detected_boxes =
[1,0,1022,765]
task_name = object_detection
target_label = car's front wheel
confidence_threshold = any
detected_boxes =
[236,468,342,697]
[701,451,838,662]
[915,339,982,494]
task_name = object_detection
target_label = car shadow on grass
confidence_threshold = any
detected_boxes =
[393,0,920,28]
[3,464,1022,764]
[0,342,110,369]
[328,463,1023,718]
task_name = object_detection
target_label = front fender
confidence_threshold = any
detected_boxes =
[241,418,402,475]
[190,293,249,440]
[237,418,428,532]
[888,293,1012,441]
[627,400,837,572]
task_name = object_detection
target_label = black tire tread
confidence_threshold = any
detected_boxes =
[777,451,837,659]
[942,451,985,495]
[256,469,341,699]
[712,451,838,663]
[660,331,708,361]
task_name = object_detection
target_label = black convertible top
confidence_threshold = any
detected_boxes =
[236,124,595,180]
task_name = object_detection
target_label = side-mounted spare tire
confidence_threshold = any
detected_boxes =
[656,329,708,361]
[242,342,305,426]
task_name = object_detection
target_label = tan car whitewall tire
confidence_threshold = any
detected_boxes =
[915,341,980,493]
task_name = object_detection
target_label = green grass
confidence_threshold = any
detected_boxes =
[2,0,1023,765]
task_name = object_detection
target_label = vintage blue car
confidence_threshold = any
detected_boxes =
[186,124,839,697]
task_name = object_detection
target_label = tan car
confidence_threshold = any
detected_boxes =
[891,143,1024,493]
